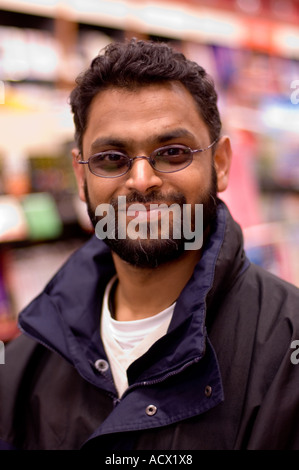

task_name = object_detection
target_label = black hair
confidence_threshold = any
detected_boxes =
[69,38,221,151]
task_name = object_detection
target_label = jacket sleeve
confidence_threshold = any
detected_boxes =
[233,269,299,450]
[0,335,40,449]
[246,343,299,449]
[0,439,17,450]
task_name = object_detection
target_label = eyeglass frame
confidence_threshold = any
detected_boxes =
[76,138,219,178]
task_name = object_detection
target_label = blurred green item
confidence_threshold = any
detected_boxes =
[21,193,62,240]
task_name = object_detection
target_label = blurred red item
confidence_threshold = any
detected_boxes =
[221,129,262,229]
[0,317,20,343]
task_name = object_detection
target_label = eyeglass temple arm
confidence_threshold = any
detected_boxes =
[194,138,219,153]
[75,152,89,164]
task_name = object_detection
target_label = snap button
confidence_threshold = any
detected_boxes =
[94,359,109,372]
[205,385,212,397]
[145,404,157,416]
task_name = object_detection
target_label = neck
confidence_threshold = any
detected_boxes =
[111,249,201,321]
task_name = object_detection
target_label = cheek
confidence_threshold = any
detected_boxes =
[85,176,121,206]
[178,164,212,202]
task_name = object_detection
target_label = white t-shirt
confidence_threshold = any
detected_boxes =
[101,276,175,397]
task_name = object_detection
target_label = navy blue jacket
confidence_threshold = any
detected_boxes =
[1,200,299,450]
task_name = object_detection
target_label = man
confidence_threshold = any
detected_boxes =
[1,39,299,450]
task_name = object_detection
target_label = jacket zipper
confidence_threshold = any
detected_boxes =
[121,356,201,399]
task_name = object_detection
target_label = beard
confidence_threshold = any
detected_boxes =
[84,166,218,269]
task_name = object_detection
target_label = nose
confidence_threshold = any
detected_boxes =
[124,157,163,194]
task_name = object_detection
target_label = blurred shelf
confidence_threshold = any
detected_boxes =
[0,0,299,57]
[0,192,92,245]
[259,179,299,195]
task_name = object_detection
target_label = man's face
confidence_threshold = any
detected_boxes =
[73,81,230,268]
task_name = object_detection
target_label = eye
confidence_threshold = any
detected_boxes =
[156,146,190,157]
[101,152,128,163]
[92,151,128,164]
[154,146,191,166]
[91,151,129,172]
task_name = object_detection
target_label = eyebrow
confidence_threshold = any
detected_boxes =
[155,128,195,144]
[89,128,196,154]
[90,137,126,153]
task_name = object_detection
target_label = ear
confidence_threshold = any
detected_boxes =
[213,136,232,193]
[72,148,87,202]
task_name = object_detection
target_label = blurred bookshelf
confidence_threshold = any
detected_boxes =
[0,0,299,340]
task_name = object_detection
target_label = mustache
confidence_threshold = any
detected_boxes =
[110,191,187,208]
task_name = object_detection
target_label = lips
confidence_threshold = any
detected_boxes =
[126,204,172,222]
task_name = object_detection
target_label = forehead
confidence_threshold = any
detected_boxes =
[83,82,209,150]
